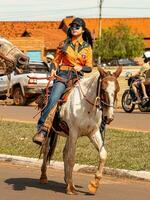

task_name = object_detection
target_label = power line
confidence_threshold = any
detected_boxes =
[103,6,150,10]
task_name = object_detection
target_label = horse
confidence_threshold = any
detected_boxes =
[0,36,29,75]
[39,66,122,195]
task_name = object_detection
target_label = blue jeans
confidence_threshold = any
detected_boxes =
[37,70,77,129]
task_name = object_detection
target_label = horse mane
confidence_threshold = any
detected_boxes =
[80,71,99,84]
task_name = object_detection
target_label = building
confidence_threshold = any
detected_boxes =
[0,17,150,61]
[0,21,66,61]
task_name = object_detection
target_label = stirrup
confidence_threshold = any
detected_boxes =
[32,129,47,146]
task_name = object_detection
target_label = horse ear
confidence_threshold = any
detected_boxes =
[98,66,108,78]
[113,66,122,78]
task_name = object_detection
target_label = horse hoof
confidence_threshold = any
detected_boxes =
[88,180,99,194]
[66,190,77,195]
[66,185,77,195]
[40,178,48,184]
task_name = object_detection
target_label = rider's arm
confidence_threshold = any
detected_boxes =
[84,45,93,71]
[132,64,149,78]
[51,43,65,76]
[53,48,63,69]
[74,46,93,73]
[131,70,141,77]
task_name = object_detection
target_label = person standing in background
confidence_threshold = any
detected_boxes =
[46,54,56,73]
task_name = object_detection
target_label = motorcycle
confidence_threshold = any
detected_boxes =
[121,75,150,112]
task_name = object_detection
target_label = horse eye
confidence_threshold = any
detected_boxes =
[111,93,114,97]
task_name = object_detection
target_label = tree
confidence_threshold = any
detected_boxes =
[93,23,145,62]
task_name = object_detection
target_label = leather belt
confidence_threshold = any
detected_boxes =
[59,65,73,71]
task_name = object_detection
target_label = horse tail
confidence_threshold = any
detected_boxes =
[47,128,58,163]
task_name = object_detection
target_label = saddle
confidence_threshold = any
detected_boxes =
[35,77,78,135]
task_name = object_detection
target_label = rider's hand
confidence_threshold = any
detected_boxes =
[134,57,144,66]
[51,69,56,77]
[74,66,82,72]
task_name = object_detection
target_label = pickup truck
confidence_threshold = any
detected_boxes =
[0,61,52,105]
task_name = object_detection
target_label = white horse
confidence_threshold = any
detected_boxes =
[0,36,28,75]
[40,66,122,195]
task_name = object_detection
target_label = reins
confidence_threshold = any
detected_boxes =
[78,77,99,107]
[31,70,117,119]
[0,52,14,66]
[28,74,67,118]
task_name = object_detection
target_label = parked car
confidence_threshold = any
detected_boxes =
[0,61,52,105]
[107,58,139,66]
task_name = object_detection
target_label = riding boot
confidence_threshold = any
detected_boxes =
[32,103,58,145]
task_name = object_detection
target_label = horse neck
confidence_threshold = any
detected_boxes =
[79,73,99,103]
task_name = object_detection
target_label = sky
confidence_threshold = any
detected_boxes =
[0,0,150,21]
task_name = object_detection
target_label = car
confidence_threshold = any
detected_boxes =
[0,61,52,105]
[107,58,139,66]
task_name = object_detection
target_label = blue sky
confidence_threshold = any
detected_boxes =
[0,0,150,21]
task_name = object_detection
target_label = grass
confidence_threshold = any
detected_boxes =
[0,121,150,171]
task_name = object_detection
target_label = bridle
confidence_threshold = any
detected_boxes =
[0,45,16,70]
[6,46,18,57]
[0,52,14,65]
[78,74,117,109]
[97,74,116,108]
[0,45,26,74]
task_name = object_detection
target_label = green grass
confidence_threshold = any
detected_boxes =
[0,121,150,171]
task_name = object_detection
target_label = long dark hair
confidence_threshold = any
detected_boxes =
[67,27,93,48]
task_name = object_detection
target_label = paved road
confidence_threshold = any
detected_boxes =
[110,110,150,132]
[0,162,150,200]
[0,105,149,132]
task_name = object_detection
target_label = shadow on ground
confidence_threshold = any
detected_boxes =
[5,178,93,195]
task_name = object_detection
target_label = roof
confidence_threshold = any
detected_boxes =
[0,21,66,50]
[0,18,150,49]
[0,21,61,39]
[61,17,150,38]
[44,29,66,49]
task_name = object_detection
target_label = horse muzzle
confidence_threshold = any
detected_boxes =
[17,55,29,65]
[105,116,114,124]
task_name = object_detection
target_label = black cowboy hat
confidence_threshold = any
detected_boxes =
[69,18,86,29]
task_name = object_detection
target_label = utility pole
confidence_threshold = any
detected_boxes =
[98,0,104,65]
[98,0,104,38]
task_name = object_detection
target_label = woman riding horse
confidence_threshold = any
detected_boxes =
[33,17,93,145]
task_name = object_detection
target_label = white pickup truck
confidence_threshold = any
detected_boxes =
[0,61,52,105]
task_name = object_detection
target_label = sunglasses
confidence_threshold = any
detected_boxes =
[70,24,81,30]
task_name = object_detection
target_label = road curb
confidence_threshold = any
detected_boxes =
[0,154,150,181]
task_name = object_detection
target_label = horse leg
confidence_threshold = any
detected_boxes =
[63,138,69,184]
[63,135,77,195]
[40,138,49,184]
[88,130,107,193]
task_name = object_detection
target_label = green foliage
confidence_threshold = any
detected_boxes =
[93,23,145,62]
[0,121,150,171]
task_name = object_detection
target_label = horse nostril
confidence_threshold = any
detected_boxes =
[17,56,29,65]
[105,116,114,124]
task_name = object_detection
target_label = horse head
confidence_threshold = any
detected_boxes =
[98,66,122,124]
[0,36,29,74]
